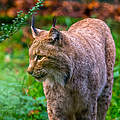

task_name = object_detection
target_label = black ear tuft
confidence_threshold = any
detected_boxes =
[31,14,37,35]
[31,14,43,38]
[52,16,56,28]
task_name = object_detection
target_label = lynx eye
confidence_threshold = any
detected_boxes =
[36,55,43,60]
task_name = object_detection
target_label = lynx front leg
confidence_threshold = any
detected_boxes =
[47,107,67,120]
[43,82,75,120]
[47,105,76,120]
[47,96,76,120]
[76,100,97,120]
[47,103,68,120]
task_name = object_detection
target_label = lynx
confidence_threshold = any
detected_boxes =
[27,16,116,120]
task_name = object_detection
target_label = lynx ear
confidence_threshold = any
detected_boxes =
[49,27,61,44]
[31,15,43,38]
[48,16,62,44]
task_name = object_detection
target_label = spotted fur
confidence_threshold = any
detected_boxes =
[27,18,116,120]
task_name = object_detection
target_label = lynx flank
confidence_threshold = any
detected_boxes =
[27,16,116,120]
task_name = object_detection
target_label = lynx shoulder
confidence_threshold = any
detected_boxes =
[27,17,115,120]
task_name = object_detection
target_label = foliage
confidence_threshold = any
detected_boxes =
[0,31,48,120]
[0,0,44,42]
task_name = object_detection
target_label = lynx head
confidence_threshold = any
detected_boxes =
[27,16,73,86]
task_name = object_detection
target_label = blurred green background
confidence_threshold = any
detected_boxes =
[0,0,120,120]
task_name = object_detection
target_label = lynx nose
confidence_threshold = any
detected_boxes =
[27,70,33,75]
[27,65,33,75]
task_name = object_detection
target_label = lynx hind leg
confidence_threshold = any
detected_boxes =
[97,82,113,120]
[97,57,114,120]
[97,62,114,120]
[97,25,116,120]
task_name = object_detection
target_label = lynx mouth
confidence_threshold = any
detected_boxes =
[36,73,47,79]
[32,69,48,80]
[33,72,47,80]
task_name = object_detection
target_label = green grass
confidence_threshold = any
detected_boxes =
[0,16,120,120]
[0,31,48,120]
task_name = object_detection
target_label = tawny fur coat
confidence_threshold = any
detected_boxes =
[27,18,116,120]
